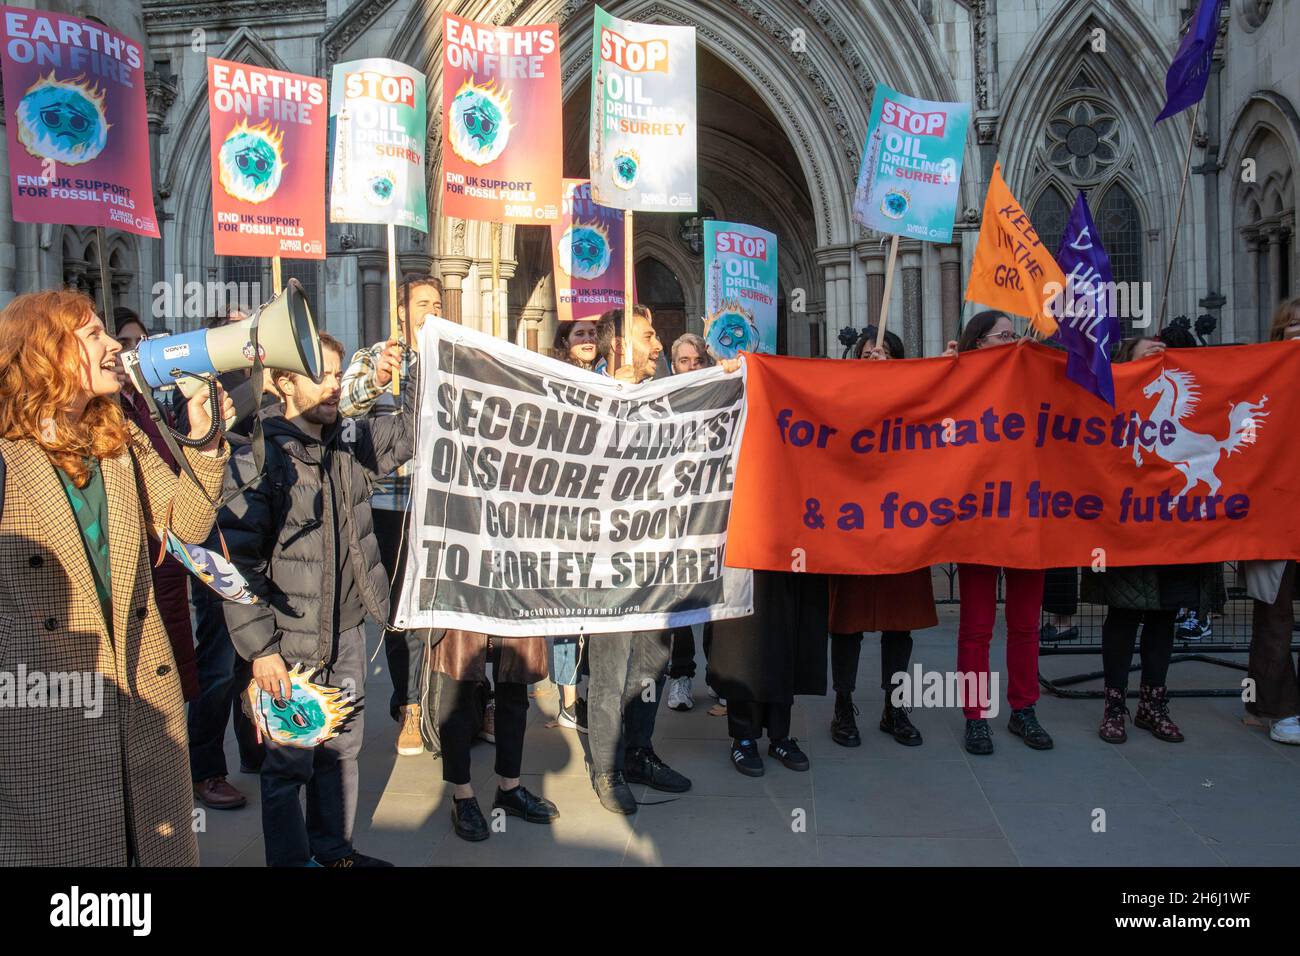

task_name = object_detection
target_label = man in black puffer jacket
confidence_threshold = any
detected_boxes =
[220,332,412,867]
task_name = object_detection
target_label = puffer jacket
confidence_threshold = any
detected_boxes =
[220,402,412,666]
[1081,562,1225,613]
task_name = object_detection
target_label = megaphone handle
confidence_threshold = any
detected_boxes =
[172,373,222,448]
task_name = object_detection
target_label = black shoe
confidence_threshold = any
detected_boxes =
[1039,623,1080,642]
[592,771,637,815]
[964,718,994,755]
[830,693,861,747]
[768,737,810,772]
[451,796,490,842]
[317,850,395,867]
[1008,706,1054,750]
[624,747,691,793]
[493,785,559,824]
[730,738,764,777]
[879,701,923,746]
[574,696,589,734]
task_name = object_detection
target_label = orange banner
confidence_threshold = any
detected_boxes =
[725,342,1300,574]
[965,162,1064,336]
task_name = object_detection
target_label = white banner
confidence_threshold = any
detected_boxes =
[394,319,753,636]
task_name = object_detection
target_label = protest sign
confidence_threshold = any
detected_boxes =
[853,84,969,244]
[393,319,752,635]
[441,13,562,225]
[329,58,427,232]
[551,178,626,323]
[588,4,696,212]
[207,58,326,259]
[966,162,1065,336]
[703,220,778,359]
[726,342,1300,574]
[0,5,158,237]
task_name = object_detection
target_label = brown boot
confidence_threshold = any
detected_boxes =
[1098,687,1128,743]
[194,776,248,810]
[1135,684,1184,742]
[396,704,425,756]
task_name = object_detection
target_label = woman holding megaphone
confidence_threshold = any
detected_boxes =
[0,289,232,866]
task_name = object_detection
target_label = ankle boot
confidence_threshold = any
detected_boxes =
[879,699,923,746]
[830,693,861,747]
[1134,684,1184,742]
[1098,687,1128,743]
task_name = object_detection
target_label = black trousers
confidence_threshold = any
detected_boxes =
[727,700,791,742]
[830,631,913,694]
[1101,608,1176,690]
[374,507,426,720]
[1043,567,1079,617]
[668,625,696,679]
[435,675,528,786]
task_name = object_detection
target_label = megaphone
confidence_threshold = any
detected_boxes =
[124,278,322,393]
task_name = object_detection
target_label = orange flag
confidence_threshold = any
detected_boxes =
[965,162,1065,336]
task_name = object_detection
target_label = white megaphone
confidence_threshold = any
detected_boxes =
[123,278,322,395]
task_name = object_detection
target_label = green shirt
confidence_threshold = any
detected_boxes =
[57,458,113,633]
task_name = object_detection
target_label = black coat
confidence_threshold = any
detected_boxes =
[707,571,828,704]
[220,404,412,666]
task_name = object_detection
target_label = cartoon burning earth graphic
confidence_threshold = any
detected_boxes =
[244,665,356,749]
[16,73,109,165]
[218,119,285,204]
[880,187,911,220]
[613,148,640,189]
[705,301,760,359]
[559,221,612,280]
[449,78,514,166]
[367,171,397,205]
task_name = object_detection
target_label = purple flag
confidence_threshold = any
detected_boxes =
[1155,0,1224,123]
[1051,192,1120,406]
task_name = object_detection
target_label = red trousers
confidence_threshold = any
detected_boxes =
[956,564,1044,718]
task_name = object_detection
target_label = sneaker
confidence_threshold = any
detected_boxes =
[1176,612,1211,641]
[478,700,496,743]
[964,718,994,755]
[1008,706,1054,750]
[830,693,861,747]
[316,850,395,867]
[396,703,424,756]
[767,737,810,772]
[592,771,637,814]
[666,676,695,711]
[1039,622,1080,642]
[625,746,691,792]
[574,696,589,734]
[730,738,764,777]
[557,701,578,729]
[1269,716,1300,745]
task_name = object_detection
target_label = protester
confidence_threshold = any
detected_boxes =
[220,332,410,867]
[827,326,935,747]
[709,570,827,775]
[552,316,599,371]
[0,290,231,866]
[584,305,691,813]
[948,310,1053,754]
[1243,297,1300,744]
[671,331,710,373]
[340,275,442,756]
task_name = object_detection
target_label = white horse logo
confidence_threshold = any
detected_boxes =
[1134,368,1268,497]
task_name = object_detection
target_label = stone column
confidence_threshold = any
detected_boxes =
[899,241,924,359]
[356,251,386,345]
[863,248,886,328]
[440,256,472,326]
[1266,225,1287,313]
[939,243,962,347]
[814,245,852,353]
[145,71,178,304]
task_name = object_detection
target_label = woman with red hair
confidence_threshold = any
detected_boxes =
[0,290,231,866]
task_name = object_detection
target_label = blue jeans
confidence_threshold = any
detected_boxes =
[549,635,585,687]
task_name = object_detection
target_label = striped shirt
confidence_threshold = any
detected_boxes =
[339,341,416,511]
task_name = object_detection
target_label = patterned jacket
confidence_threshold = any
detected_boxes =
[339,342,416,511]
[0,425,227,866]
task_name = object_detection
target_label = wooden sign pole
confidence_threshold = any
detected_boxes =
[622,209,635,368]
[874,234,900,352]
[387,223,400,396]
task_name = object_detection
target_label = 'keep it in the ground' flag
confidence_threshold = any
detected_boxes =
[965,162,1065,337]
[1048,192,1121,406]
[551,178,626,323]
[853,84,969,244]
[329,58,428,232]
[0,5,159,237]
[441,12,562,225]
[1155,0,1225,124]
[703,220,778,359]
[588,4,696,212]
[207,58,327,259]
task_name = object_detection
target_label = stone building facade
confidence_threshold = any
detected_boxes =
[0,0,1294,358]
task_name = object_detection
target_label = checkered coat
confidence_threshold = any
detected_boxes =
[0,424,227,866]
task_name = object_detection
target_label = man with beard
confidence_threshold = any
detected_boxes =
[220,332,412,866]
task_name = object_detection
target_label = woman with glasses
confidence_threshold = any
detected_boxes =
[827,326,938,747]
[945,310,1053,755]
